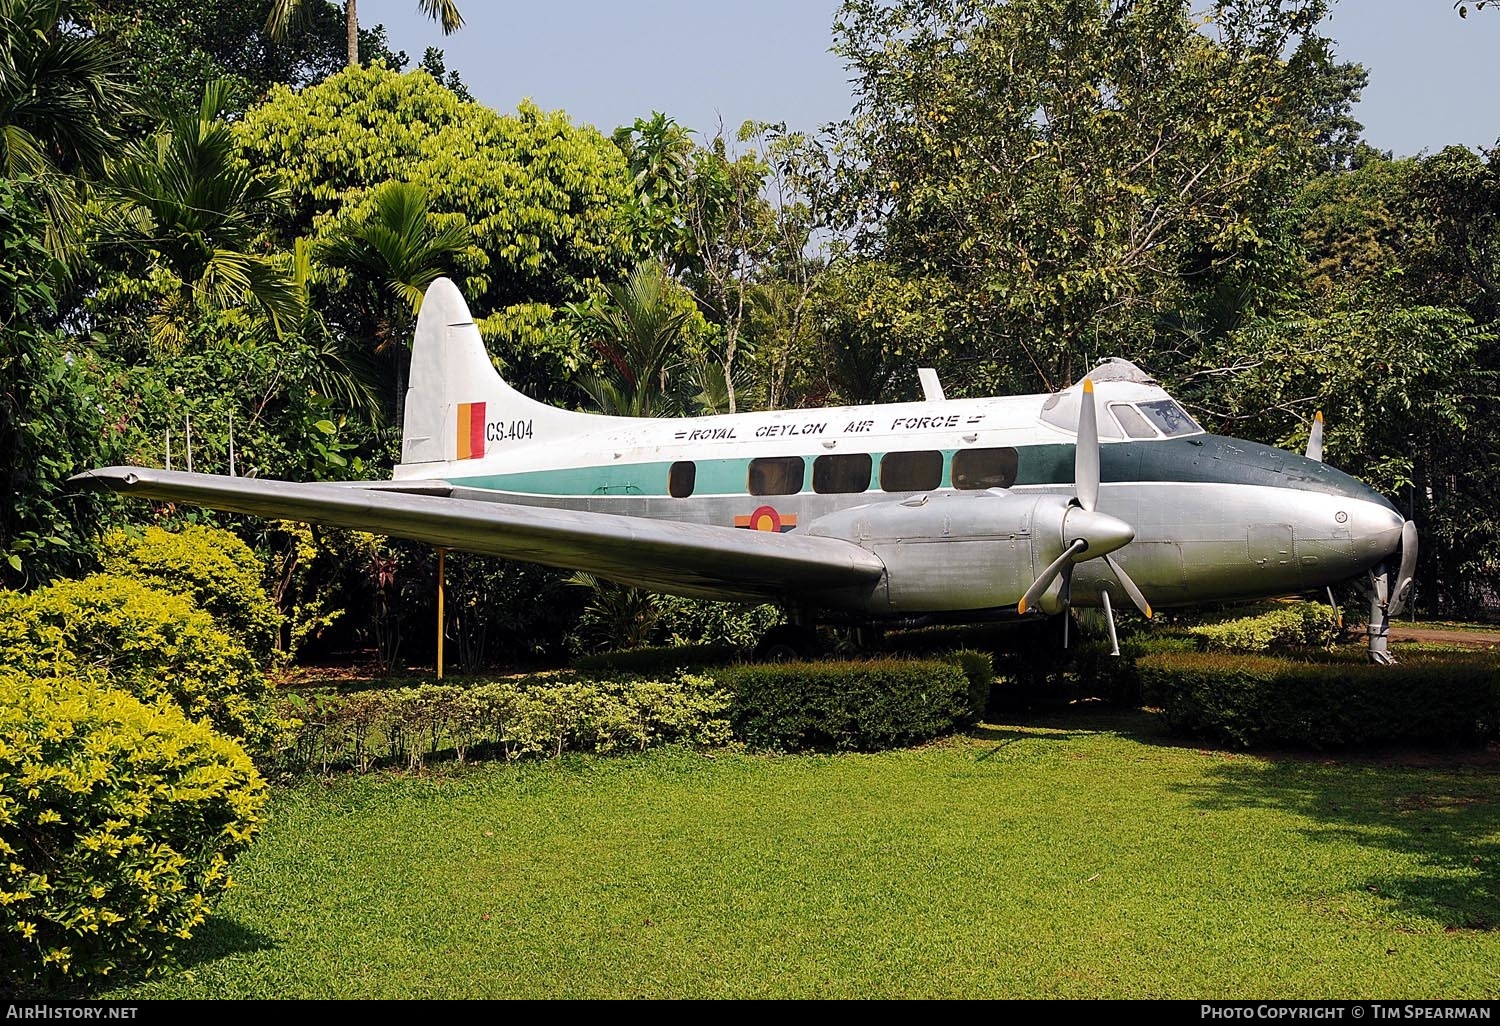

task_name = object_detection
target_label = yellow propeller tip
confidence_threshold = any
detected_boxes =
[1144,605,1153,619]
[1017,598,1028,615]
[1083,378,1094,394]
[1314,410,1323,423]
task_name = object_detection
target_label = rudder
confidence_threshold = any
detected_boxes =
[399,278,596,469]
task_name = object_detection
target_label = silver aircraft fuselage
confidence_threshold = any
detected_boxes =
[402,376,1404,622]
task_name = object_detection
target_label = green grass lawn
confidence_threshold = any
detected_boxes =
[98,711,1500,1000]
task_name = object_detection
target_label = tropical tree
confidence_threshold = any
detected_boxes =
[1401,144,1500,324]
[829,0,1348,392]
[319,180,471,428]
[612,112,696,268]
[98,80,300,350]
[78,0,354,118]
[0,179,121,587]
[570,260,693,418]
[0,0,131,260]
[236,65,636,402]
[265,0,463,68]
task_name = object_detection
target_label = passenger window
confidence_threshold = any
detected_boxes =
[748,456,805,496]
[952,447,1018,489]
[669,460,696,498]
[1137,399,1201,437]
[879,450,943,492]
[1111,403,1158,439]
[813,453,872,494]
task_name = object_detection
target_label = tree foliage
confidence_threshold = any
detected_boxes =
[236,64,637,397]
[0,0,131,259]
[830,0,1348,390]
[78,0,351,119]
[319,180,471,425]
[98,80,301,350]
[0,180,121,588]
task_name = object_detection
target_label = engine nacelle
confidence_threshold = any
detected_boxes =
[805,490,1074,614]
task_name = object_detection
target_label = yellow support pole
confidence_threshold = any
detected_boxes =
[436,546,446,680]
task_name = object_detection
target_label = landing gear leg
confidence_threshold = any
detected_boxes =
[1101,590,1121,657]
[1364,564,1396,666]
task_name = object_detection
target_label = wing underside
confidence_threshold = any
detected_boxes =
[71,467,886,604]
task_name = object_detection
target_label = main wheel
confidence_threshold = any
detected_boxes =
[754,624,821,662]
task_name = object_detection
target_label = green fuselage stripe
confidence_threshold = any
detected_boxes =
[450,436,1392,509]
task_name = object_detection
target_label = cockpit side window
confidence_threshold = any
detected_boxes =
[1136,399,1202,437]
[1110,403,1158,439]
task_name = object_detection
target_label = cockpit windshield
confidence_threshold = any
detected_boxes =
[1137,399,1201,437]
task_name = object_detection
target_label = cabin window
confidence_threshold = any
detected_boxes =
[1110,403,1158,439]
[879,450,943,492]
[813,453,872,494]
[1137,399,1201,437]
[668,460,696,498]
[952,447,1018,490]
[748,456,805,496]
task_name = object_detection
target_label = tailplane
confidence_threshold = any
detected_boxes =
[399,278,596,469]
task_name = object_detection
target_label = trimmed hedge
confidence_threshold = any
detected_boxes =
[0,575,275,752]
[944,649,995,724]
[1139,650,1500,748]
[0,672,268,985]
[277,673,733,774]
[716,658,972,752]
[101,525,283,664]
[571,643,740,676]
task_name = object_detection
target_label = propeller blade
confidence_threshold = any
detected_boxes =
[1018,538,1086,615]
[1077,378,1099,512]
[1305,410,1324,463]
[1103,554,1152,619]
[1387,519,1419,618]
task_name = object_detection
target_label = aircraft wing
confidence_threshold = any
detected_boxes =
[71,467,886,604]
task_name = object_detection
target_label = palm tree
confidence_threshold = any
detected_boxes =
[570,260,693,418]
[265,0,464,68]
[319,180,471,428]
[0,0,131,260]
[101,80,301,350]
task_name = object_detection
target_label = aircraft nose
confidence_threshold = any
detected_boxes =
[1345,499,1406,565]
[1065,507,1135,560]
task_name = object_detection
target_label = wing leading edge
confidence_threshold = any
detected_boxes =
[71,467,886,605]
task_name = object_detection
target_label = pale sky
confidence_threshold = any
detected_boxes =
[359,0,1499,158]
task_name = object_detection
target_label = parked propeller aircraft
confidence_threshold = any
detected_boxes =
[72,278,1419,662]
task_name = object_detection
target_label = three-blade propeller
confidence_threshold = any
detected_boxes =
[1017,379,1153,640]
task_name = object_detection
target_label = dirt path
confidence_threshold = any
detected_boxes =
[1389,624,1500,648]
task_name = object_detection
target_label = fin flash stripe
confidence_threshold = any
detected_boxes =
[457,402,486,460]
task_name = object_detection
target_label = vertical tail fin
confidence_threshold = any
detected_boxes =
[399,278,596,469]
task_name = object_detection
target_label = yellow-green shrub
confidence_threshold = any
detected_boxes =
[0,575,272,749]
[1185,602,1339,653]
[277,672,733,774]
[0,672,268,985]
[101,525,282,664]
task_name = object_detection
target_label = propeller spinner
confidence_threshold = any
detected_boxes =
[1017,379,1153,647]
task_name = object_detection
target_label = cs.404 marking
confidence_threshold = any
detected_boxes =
[487,419,533,443]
